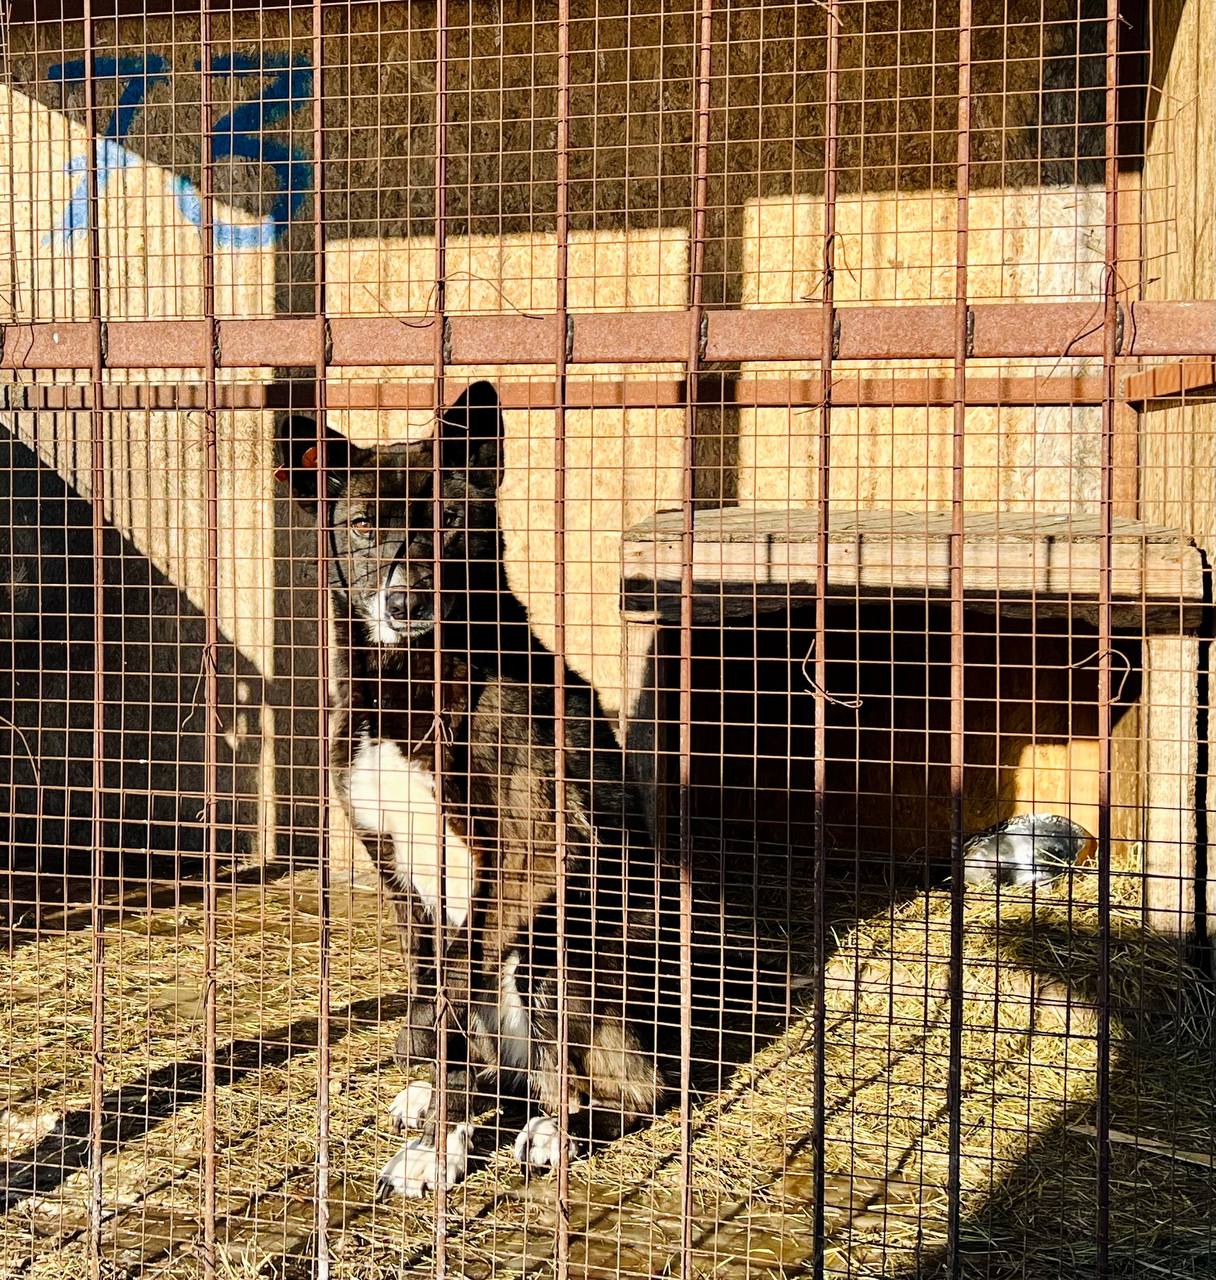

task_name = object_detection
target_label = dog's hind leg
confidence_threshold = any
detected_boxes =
[514,996,664,1173]
[581,1013,665,1146]
[509,1034,662,1173]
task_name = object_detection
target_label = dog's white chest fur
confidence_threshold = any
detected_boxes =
[347,736,472,926]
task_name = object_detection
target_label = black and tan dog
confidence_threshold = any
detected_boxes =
[278,381,671,1196]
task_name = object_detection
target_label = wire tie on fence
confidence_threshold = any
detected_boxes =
[0,712,42,792]
[360,271,546,329]
[420,711,454,748]
[181,647,224,734]
[1069,647,1132,704]
[799,636,863,709]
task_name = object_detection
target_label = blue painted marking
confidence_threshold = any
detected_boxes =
[46,52,313,251]
[203,54,313,247]
[170,173,278,250]
[46,55,170,244]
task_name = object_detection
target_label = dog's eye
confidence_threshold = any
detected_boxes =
[349,515,375,536]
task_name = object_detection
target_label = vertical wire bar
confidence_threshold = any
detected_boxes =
[1096,0,1120,1272]
[430,0,451,1268]
[945,3,972,1275]
[811,4,841,1276]
[309,1,332,1274]
[80,4,108,1274]
[197,2,220,1273]
[679,2,714,1275]
[552,0,573,1271]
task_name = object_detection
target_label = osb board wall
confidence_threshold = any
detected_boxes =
[1138,0,1215,935]
[1,0,1106,314]
[0,73,288,872]
[0,0,1118,874]
[735,187,1106,513]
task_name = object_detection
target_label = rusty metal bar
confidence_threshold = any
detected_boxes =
[218,318,324,366]
[430,0,452,1267]
[310,0,333,1274]
[197,1,220,1273]
[0,373,1113,412]
[1096,0,1121,1271]
[448,313,560,365]
[1124,302,1216,356]
[945,5,971,1275]
[570,311,693,363]
[678,2,715,1276]
[103,320,211,366]
[6,303,1216,371]
[1112,7,1144,524]
[811,3,841,1276]
[552,0,573,1270]
[834,303,958,361]
[700,307,818,362]
[80,2,107,1273]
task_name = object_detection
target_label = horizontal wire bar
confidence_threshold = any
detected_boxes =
[2,302,1214,371]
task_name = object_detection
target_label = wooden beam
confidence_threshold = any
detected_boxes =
[621,508,1206,630]
[1123,358,1216,403]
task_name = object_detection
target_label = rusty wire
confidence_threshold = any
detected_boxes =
[0,3,1212,1279]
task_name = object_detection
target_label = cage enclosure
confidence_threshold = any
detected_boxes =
[1,0,1213,1277]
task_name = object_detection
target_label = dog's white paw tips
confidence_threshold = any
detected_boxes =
[513,1115,577,1170]
[376,1124,472,1199]
[388,1080,434,1133]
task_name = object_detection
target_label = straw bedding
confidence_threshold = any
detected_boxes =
[1,860,1212,1279]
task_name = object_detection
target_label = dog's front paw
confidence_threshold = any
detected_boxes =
[376,1124,472,1199]
[513,1115,577,1170]
[388,1080,434,1133]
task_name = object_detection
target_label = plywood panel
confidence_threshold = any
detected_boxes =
[1137,0,1215,937]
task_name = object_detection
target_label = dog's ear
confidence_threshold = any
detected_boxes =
[274,415,351,511]
[439,380,502,488]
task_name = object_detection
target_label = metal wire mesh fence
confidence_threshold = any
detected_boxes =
[1,1,1214,1277]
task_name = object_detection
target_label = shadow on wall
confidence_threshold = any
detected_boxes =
[0,424,325,934]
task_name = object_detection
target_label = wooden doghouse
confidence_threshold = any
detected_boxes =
[620,507,1207,934]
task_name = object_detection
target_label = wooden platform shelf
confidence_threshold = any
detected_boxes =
[618,507,1210,939]
[621,509,1206,630]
